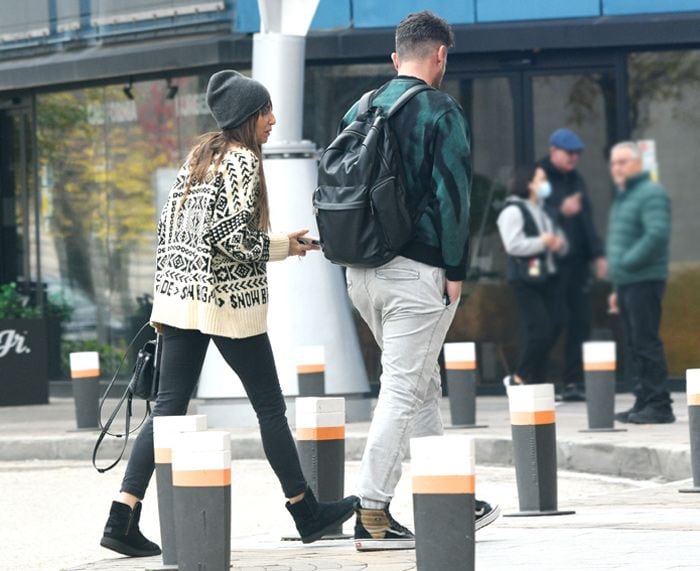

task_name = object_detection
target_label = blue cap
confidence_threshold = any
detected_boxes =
[549,128,584,152]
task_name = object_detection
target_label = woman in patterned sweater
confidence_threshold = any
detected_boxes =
[100,70,358,558]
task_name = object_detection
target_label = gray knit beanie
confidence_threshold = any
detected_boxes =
[206,70,271,130]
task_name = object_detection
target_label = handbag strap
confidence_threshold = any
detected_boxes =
[92,391,132,473]
[97,322,151,437]
[92,322,153,473]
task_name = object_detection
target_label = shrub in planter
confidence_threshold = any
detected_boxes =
[0,283,49,406]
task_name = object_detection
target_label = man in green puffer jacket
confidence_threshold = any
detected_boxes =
[607,141,674,424]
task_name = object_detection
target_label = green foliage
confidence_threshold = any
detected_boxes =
[46,292,74,322]
[0,282,74,321]
[0,283,42,319]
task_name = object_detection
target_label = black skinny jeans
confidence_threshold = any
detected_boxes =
[120,325,307,499]
[511,276,563,383]
[618,280,672,409]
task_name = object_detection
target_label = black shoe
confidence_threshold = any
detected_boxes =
[100,501,161,557]
[354,505,415,551]
[627,405,675,424]
[559,384,586,403]
[615,401,646,423]
[286,487,358,544]
[475,499,501,531]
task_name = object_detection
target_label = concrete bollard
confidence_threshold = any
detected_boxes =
[444,342,487,428]
[505,384,575,517]
[152,414,208,569]
[411,435,475,571]
[69,351,100,430]
[295,397,348,539]
[297,345,325,397]
[680,369,700,493]
[172,430,232,571]
[581,342,626,433]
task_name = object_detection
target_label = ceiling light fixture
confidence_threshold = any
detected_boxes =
[166,78,179,100]
[123,78,134,100]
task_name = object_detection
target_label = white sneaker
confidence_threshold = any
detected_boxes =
[475,501,501,531]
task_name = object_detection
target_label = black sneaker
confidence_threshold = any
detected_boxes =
[614,401,645,423]
[559,384,586,403]
[354,505,415,551]
[627,405,675,424]
[475,499,500,531]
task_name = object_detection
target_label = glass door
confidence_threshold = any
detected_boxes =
[442,62,621,386]
[0,98,42,309]
[442,74,519,384]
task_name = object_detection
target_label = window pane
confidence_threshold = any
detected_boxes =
[37,73,217,378]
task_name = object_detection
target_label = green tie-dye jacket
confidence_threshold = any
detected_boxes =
[341,76,471,280]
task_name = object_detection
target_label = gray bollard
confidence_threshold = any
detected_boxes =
[69,351,100,430]
[680,370,700,493]
[580,342,626,433]
[411,435,475,571]
[444,342,487,429]
[172,431,231,571]
[294,397,348,539]
[152,415,208,569]
[297,346,325,397]
[505,384,575,517]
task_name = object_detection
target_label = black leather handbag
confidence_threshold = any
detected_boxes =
[128,339,160,401]
[92,323,162,473]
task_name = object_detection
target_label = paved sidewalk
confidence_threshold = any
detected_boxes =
[0,392,694,481]
[1,389,698,571]
[3,461,688,571]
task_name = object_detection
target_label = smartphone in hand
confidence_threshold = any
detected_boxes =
[296,237,320,246]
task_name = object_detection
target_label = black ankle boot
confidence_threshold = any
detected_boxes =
[286,488,359,544]
[100,501,161,557]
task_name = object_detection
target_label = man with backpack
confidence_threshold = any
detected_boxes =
[321,11,499,551]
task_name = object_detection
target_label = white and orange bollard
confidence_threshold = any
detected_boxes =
[411,435,475,570]
[69,351,100,430]
[294,397,348,538]
[172,430,232,571]
[680,369,700,493]
[444,342,487,429]
[297,345,326,397]
[581,342,626,432]
[506,384,574,517]
[153,414,208,569]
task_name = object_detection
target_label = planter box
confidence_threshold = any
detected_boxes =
[0,318,49,406]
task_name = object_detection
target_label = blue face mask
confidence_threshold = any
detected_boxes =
[537,181,552,200]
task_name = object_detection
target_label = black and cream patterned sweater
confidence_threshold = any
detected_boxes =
[150,147,289,338]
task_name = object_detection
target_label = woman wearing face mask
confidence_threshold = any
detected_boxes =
[497,164,568,387]
[99,70,358,558]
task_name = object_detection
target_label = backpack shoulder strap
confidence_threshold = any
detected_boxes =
[357,90,377,116]
[387,84,434,118]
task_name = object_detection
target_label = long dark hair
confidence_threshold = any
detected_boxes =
[509,164,539,199]
[182,101,272,230]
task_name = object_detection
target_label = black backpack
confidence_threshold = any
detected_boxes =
[313,84,433,267]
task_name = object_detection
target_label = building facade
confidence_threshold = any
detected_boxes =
[1,0,699,385]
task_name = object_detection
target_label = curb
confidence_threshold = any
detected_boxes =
[1,432,691,482]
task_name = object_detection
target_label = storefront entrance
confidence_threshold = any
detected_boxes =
[441,53,624,385]
[0,97,42,307]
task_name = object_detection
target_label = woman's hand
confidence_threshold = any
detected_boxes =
[288,229,320,257]
[550,235,566,253]
[541,232,557,250]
